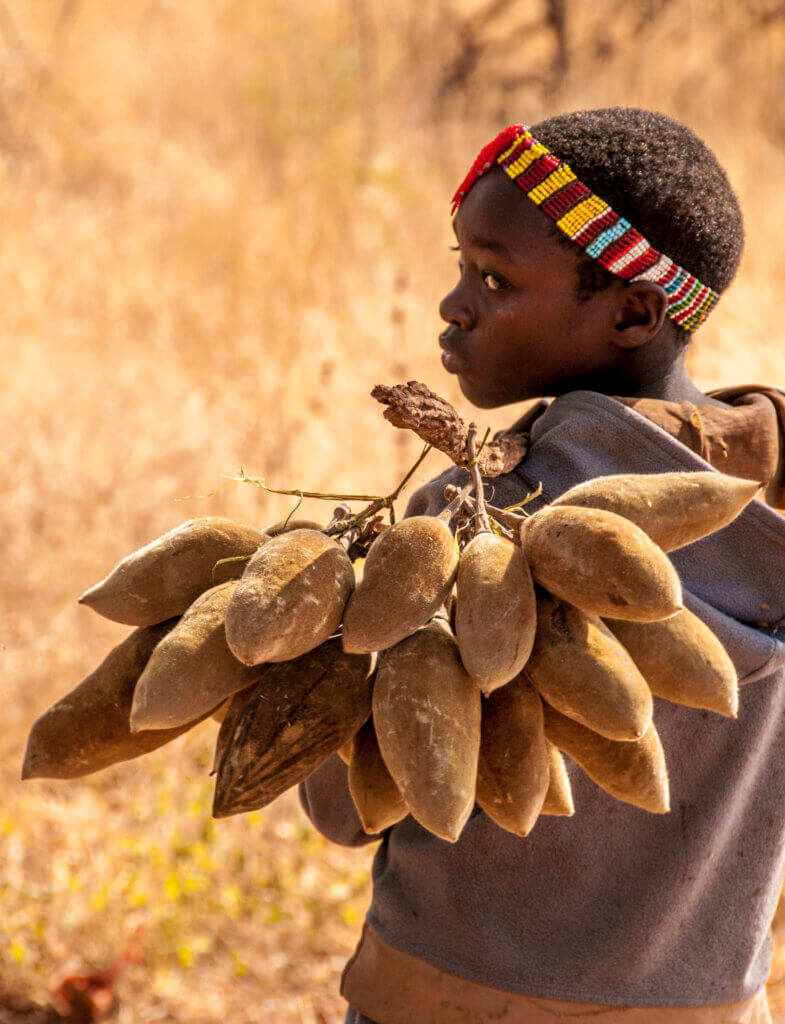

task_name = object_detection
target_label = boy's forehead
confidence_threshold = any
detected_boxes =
[452,169,563,261]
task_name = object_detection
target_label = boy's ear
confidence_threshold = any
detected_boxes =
[611,282,669,349]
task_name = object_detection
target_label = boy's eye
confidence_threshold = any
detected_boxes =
[482,271,506,292]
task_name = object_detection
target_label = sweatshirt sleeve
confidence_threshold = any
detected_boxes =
[298,753,381,847]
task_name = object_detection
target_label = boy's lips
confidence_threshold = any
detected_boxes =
[439,329,469,374]
[441,350,465,374]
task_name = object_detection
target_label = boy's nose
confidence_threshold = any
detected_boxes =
[439,284,474,329]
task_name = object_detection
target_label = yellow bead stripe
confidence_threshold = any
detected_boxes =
[556,195,608,235]
[528,165,578,205]
[503,141,549,180]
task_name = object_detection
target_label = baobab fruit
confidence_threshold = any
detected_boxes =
[553,472,763,552]
[543,705,669,814]
[372,619,480,842]
[342,517,459,654]
[131,582,262,731]
[607,611,738,717]
[211,681,262,775]
[79,517,265,626]
[348,717,408,834]
[260,519,322,539]
[475,675,549,836]
[22,620,212,779]
[225,529,355,666]
[337,738,354,765]
[521,506,682,622]
[455,533,536,695]
[213,638,373,817]
[525,590,653,742]
[541,742,574,817]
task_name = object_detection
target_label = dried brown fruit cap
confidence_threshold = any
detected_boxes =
[371,381,528,477]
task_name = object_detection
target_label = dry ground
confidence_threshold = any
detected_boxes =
[4,2,785,1020]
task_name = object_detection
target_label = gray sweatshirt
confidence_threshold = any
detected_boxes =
[299,390,785,1007]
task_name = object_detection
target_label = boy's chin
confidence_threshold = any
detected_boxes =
[457,374,532,410]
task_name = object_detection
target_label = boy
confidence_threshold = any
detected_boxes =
[300,108,785,1023]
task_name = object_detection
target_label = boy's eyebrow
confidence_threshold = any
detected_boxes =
[465,233,515,262]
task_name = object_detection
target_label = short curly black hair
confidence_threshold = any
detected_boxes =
[530,107,744,324]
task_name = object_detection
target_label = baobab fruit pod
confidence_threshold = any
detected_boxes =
[553,472,763,552]
[521,506,682,622]
[525,590,653,741]
[260,518,323,539]
[543,705,670,814]
[131,582,262,731]
[348,717,408,834]
[476,675,549,836]
[455,533,537,695]
[337,738,354,765]
[22,620,213,779]
[225,529,355,665]
[78,517,265,626]
[342,517,459,654]
[607,611,738,717]
[213,639,373,817]
[211,681,262,775]
[541,742,574,816]
[373,619,480,842]
[212,699,232,725]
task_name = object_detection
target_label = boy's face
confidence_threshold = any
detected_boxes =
[439,169,628,408]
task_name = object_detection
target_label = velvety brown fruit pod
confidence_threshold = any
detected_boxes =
[543,704,670,813]
[78,517,265,626]
[342,517,459,654]
[521,505,682,622]
[526,590,653,741]
[131,582,262,731]
[260,518,323,539]
[372,620,480,842]
[211,698,232,725]
[541,741,574,816]
[553,472,763,552]
[476,675,550,836]
[348,717,408,834]
[210,681,262,774]
[22,620,213,779]
[607,611,738,717]
[455,532,537,695]
[213,638,373,817]
[337,738,354,765]
[225,529,354,666]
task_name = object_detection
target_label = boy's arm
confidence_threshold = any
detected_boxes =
[298,753,381,847]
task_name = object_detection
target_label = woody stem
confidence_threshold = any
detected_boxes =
[467,423,492,535]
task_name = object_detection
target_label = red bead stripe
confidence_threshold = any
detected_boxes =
[540,180,592,220]
[618,247,660,279]
[597,228,646,270]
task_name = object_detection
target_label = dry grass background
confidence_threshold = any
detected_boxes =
[4,1,785,1020]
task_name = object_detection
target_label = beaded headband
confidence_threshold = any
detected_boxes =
[451,124,719,333]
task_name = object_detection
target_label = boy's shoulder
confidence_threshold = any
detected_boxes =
[407,386,785,518]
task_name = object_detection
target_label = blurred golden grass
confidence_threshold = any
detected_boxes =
[5,1,785,1020]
